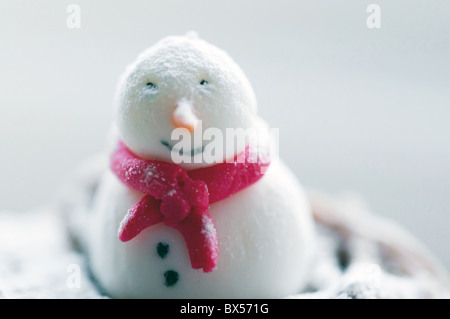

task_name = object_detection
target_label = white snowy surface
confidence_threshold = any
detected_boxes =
[1,189,448,299]
[0,208,103,299]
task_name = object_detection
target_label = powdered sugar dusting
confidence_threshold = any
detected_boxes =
[166,189,176,197]
[118,210,132,236]
[200,214,217,242]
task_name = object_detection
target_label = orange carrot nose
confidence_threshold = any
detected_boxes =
[171,100,199,133]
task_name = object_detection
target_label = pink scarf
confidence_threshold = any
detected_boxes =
[110,141,270,272]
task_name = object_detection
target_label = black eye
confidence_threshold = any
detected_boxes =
[146,82,156,89]
[200,79,208,85]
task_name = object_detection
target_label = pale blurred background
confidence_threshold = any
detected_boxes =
[0,1,449,270]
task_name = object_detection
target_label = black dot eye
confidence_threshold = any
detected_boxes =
[200,79,208,85]
[146,82,156,89]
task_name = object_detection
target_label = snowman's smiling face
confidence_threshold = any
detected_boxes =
[114,34,257,169]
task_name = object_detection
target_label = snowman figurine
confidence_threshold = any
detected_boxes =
[87,32,315,298]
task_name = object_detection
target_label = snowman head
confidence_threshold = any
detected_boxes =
[114,32,257,169]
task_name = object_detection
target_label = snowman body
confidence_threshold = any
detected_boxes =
[86,33,315,298]
[89,158,313,298]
